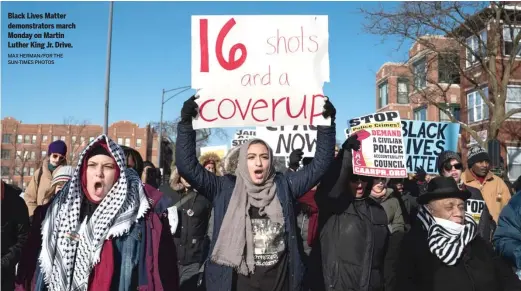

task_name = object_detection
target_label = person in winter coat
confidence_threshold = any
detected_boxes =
[40,165,74,205]
[175,96,336,291]
[24,140,68,217]
[493,189,521,275]
[395,176,521,291]
[388,178,418,232]
[14,135,179,291]
[370,179,404,234]
[461,146,512,225]
[312,134,389,291]
[2,181,30,291]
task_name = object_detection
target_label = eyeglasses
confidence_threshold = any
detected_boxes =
[51,153,65,160]
[349,175,371,183]
[444,163,463,171]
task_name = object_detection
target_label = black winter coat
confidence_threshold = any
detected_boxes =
[396,220,521,291]
[1,183,30,291]
[312,149,389,291]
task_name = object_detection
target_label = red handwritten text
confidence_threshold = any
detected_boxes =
[266,26,319,55]
[199,94,325,124]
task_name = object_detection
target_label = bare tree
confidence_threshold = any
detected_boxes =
[9,133,42,189]
[63,117,90,167]
[361,1,521,148]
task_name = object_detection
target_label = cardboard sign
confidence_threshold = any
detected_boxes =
[348,112,407,178]
[191,15,330,129]
[466,199,485,224]
[256,125,317,157]
[231,129,256,147]
[401,120,460,174]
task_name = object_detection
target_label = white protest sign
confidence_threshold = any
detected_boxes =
[191,15,330,129]
[256,125,317,157]
[231,129,256,147]
[348,111,407,178]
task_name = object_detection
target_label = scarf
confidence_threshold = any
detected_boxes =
[38,135,150,291]
[417,205,477,265]
[297,189,318,247]
[211,139,282,275]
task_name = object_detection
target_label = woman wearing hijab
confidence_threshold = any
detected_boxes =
[15,135,178,291]
[175,96,336,291]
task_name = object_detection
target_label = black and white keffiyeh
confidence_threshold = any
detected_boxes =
[39,134,150,291]
[417,205,477,266]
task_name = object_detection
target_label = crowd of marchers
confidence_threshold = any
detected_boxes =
[2,96,521,291]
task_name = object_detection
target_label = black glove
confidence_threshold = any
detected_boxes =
[342,134,361,151]
[415,166,427,182]
[180,95,199,123]
[322,97,336,121]
[289,149,304,170]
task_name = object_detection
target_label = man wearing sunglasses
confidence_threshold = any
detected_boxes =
[24,140,67,217]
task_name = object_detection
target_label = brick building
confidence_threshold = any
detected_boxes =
[375,6,521,182]
[0,117,173,188]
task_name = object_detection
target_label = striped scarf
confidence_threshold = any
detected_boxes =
[38,135,150,291]
[417,205,477,265]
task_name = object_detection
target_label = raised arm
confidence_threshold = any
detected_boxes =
[175,96,222,202]
[285,99,336,199]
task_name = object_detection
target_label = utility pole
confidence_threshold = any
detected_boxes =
[103,1,114,135]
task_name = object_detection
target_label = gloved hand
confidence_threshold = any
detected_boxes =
[322,97,336,121]
[342,134,361,151]
[181,95,199,123]
[415,166,427,182]
[289,149,304,171]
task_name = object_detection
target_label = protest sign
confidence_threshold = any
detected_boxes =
[401,120,460,174]
[256,125,317,157]
[231,129,256,147]
[466,199,486,224]
[191,15,330,129]
[348,112,407,178]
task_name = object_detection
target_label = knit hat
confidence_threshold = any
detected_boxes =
[51,166,74,187]
[437,150,462,175]
[48,140,67,156]
[467,146,490,168]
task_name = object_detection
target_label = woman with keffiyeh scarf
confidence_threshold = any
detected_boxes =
[395,176,520,291]
[15,135,179,291]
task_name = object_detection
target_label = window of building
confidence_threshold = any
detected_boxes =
[439,104,461,122]
[467,88,489,123]
[29,167,35,176]
[72,136,77,144]
[397,79,409,104]
[80,136,85,144]
[136,138,142,148]
[89,137,95,142]
[507,147,521,182]
[14,167,20,176]
[31,135,37,144]
[466,30,487,67]
[42,135,48,143]
[506,85,521,118]
[23,151,30,160]
[117,138,123,145]
[30,151,36,160]
[16,151,21,159]
[438,54,460,84]
[2,134,11,144]
[503,26,521,57]
[53,136,59,141]
[60,136,66,141]
[17,135,23,143]
[41,151,47,158]
[413,58,427,89]
[24,135,31,144]
[378,82,388,108]
[413,106,427,121]
[22,167,28,176]
[1,150,11,160]
[124,138,131,147]
[1,166,10,176]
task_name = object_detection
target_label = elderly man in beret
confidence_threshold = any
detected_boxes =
[395,176,520,291]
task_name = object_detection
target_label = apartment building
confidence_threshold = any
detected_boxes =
[375,5,521,181]
[0,117,173,188]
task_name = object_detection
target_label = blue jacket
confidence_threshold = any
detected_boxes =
[175,122,335,291]
[493,190,521,269]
